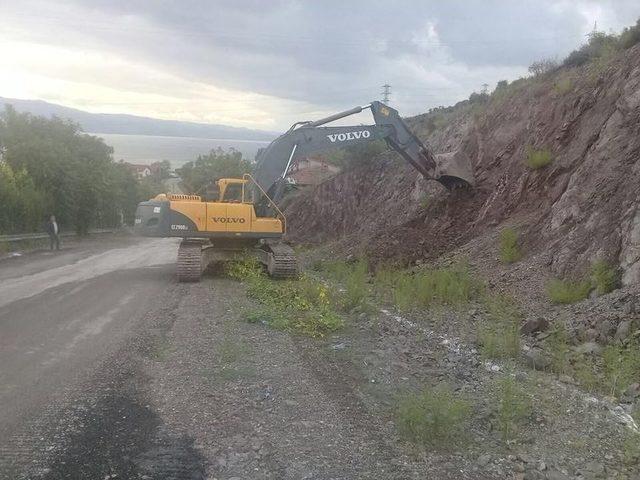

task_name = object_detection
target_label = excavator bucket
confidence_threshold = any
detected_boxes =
[434,150,475,189]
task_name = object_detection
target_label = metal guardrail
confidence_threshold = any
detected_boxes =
[0,229,114,243]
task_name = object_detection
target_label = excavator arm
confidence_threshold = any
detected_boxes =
[252,101,474,214]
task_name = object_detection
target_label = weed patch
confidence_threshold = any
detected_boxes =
[546,278,590,304]
[602,342,640,397]
[227,258,344,338]
[382,262,484,312]
[342,259,369,311]
[478,294,521,359]
[492,376,532,441]
[591,260,618,295]
[499,227,522,264]
[525,146,553,170]
[545,323,571,374]
[395,385,471,448]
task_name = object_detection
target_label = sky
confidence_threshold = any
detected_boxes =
[1,0,639,131]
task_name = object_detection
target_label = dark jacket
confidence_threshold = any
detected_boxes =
[45,221,60,236]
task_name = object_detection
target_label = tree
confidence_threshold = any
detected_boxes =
[0,105,153,233]
[176,147,251,193]
[528,58,558,76]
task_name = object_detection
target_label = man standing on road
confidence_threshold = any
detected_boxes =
[46,215,60,251]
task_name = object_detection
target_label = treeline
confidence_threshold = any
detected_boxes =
[0,106,164,235]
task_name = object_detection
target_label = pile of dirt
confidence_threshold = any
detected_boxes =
[285,44,640,286]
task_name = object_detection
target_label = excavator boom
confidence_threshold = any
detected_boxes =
[252,101,474,213]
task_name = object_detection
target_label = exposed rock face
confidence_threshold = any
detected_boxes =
[285,45,640,284]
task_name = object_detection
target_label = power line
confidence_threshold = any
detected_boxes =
[381,84,391,104]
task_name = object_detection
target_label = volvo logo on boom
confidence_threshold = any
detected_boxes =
[326,130,371,143]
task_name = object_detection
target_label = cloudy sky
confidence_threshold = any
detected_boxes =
[1,0,639,131]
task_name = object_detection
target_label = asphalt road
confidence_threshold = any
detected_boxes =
[0,236,179,477]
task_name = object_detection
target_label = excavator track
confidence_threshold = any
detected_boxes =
[263,242,299,279]
[177,240,203,282]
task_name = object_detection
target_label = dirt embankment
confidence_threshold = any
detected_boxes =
[285,45,640,286]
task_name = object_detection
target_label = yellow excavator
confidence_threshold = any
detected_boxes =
[134,101,474,282]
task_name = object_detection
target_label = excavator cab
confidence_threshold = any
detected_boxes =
[217,178,246,203]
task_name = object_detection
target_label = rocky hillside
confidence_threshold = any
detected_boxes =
[285,44,640,287]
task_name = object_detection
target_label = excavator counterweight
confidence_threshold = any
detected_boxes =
[134,101,474,282]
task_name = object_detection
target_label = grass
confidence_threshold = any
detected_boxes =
[591,259,618,295]
[525,146,553,170]
[499,227,522,264]
[228,257,344,338]
[313,258,373,312]
[602,342,640,397]
[477,294,521,359]
[545,323,571,374]
[395,385,471,448]
[342,259,370,311]
[572,357,600,393]
[546,278,591,304]
[382,262,484,312]
[492,376,532,441]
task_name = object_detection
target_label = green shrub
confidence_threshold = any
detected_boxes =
[573,358,600,393]
[499,227,522,263]
[602,342,640,397]
[591,260,618,295]
[342,259,369,310]
[492,376,532,441]
[315,258,372,311]
[563,30,619,67]
[525,146,553,170]
[373,265,402,303]
[225,256,263,280]
[478,294,521,359]
[227,259,344,338]
[396,385,471,448]
[545,323,571,374]
[385,262,484,312]
[546,278,591,304]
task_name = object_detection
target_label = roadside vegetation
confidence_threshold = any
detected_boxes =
[499,227,522,263]
[491,375,533,441]
[546,278,591,304]
[227,257,343,338]
[395,385,471,448]
[478,294,522,359]
[591,260,619,295]
[316,258,485,313]
[546,260,619,304]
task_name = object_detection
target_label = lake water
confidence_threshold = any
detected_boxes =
[90,133,273,168]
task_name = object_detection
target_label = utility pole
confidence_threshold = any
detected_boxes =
[381,84,391,104]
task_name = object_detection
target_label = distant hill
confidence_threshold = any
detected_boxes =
[0,97,277,141]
